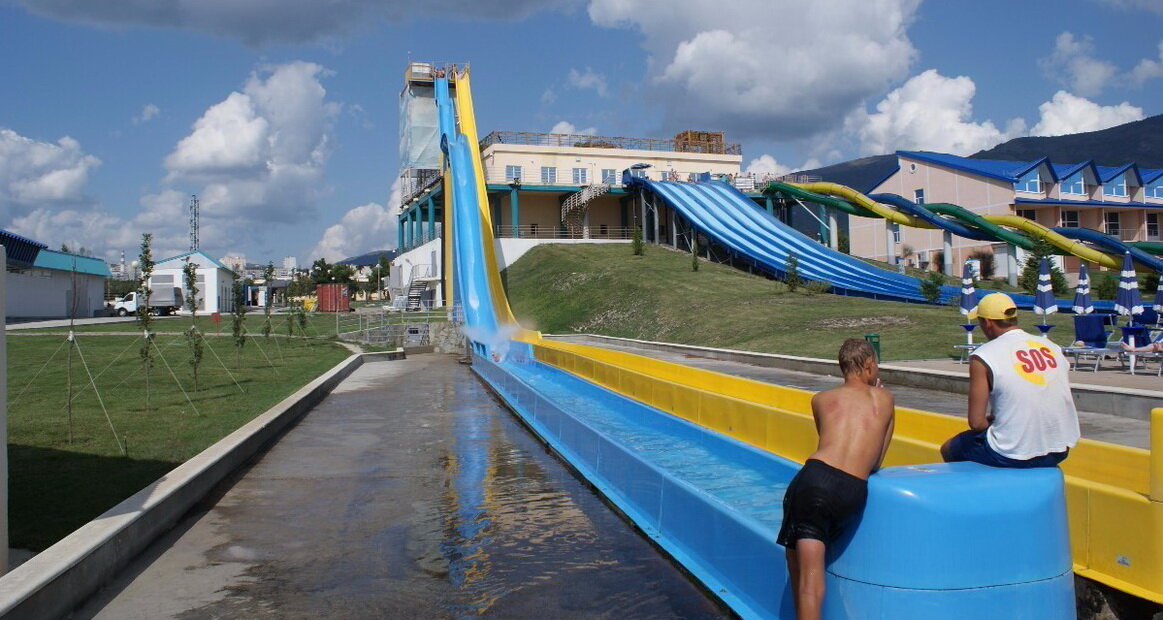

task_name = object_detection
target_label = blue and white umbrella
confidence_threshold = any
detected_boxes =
[1072,263,1093,315]
[1115,252,1144,323]
[1033,258,1057,324]
[959,262,977,316]
[1154,282,1163,314]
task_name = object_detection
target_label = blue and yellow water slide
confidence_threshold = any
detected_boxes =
[433,66,1163,616]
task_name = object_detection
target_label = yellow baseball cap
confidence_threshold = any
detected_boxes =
[968,292,1017,321]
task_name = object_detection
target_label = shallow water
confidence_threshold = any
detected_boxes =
[81,355,729,619]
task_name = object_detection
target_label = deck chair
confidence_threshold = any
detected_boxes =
[1064,314,1114,372]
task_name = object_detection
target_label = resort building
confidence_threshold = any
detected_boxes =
[855,150,1163,281]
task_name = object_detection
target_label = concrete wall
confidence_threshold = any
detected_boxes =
[6,270,105,319]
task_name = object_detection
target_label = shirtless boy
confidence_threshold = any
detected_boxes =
[777,338,895,620]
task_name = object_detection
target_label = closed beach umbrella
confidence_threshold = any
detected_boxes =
[1154,282,1163,314]
[1033,257,1057,324]
[1115,252,1143,322]
[959,262,977,316]
[1072,263,1093,315]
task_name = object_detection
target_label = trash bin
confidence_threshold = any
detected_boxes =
[865,332,881,361]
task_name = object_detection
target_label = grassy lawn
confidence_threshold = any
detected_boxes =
[504,244,1081,361]
[7,331,350,551]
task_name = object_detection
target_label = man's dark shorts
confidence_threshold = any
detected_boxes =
[777,458,867,548]
[945,429,1068,468]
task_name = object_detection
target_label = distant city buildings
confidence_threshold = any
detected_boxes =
[220,254,247,273]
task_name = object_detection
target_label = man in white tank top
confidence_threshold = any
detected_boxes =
[940,293,1080,468]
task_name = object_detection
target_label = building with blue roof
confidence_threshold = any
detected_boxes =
[153,249,238,315]
[3,230,112,319]
[852,150,1163,280]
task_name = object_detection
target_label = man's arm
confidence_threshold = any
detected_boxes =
[874,392,896,471]
[967,356,991,431]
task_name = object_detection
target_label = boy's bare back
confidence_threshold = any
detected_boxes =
[810,383,895,480]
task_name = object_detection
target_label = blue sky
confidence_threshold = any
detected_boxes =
[2,0,1162,266]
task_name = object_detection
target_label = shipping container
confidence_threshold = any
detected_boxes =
[316,282,351,312]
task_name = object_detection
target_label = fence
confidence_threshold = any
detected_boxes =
[493,225,634,240]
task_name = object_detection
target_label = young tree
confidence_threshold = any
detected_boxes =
[786,253,802,292]
[231,278,248,368]
[632,227,644,256]
[920,271,945,304]
[1017,239,1068,294]
[183,259,204,391]
[377,253,392,300]
[138,234,155,412]
[262,261,275,338]
[691,238,699,272]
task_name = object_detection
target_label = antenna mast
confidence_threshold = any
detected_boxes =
[189,194,200,251]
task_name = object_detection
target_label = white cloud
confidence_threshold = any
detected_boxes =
[132,103,160,125]
[540,89,558,105]
[10,207,139,262]
[847,70,1023,156]
[588,0,921,140]
[0,128,101,222]
[1039,32,1117,97]
[14,0,581,45]
[1029,91,1144,136]
[160,60,339,239]
[744,154,820,178]
[566,67,609,97]
[549,121,597,135]
[1131,41,1163,85]
[310,179,401,262]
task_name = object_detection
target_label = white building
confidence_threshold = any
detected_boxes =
[3,230,111,319]
[154,250,237,314]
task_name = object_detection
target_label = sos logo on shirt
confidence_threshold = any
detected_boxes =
[1011,339,1059,385]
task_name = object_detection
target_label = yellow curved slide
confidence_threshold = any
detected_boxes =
[984,215,1122,269]
[800,181,936,228]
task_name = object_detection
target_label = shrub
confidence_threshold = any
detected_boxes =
[970,249,995,279]
[920,271,945,304]
[786,254,802,292]
[804,280,832,295]
[1017,240,1068,295]
[632,227,644,256]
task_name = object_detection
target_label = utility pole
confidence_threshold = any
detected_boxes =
[189,194,200,251]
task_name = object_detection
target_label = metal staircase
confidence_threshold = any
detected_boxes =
[404,264,436,311]
[560,183,610,237]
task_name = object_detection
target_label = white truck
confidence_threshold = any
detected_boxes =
[111,286,184,316]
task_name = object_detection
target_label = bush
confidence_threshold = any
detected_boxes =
[1142,271,1159,296]
[920,271,945,304]
[632,227,644,256]
[1093,271,1118,300]
[931,250,944,274]
[1017,240,1068,295]
[804,280,832,295]
[837,231,850,255]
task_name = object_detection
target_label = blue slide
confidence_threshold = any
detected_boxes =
[869,193,998,241]
[628,176,960,303]
[1054,226,1163,272]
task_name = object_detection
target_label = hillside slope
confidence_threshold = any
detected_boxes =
[503,244,1076,361]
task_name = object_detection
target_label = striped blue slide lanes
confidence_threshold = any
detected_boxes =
[701,181,951,300]
[638,178,945,302]
[651,180,918,299]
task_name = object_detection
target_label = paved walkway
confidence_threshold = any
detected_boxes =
[75,354,727,619]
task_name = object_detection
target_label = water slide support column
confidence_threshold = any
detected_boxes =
[509,185,520,238]
[652,196,660,245]
[397,213,405,250]
[671,207,678,248]
[426,196,435,242]
[1006,244,1019,286]
[828,210,839,249]
[943,230,954,275]
[765,196,774,217]
[885,220,895,266]
[818,205,829,246]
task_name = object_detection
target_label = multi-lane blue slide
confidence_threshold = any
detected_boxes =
[434,68,1075,618]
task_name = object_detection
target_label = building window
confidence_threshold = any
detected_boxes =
[599,224,608,236]
[1061,210,1079,228]
[530,223,539,237]
[601,168,617,183]
[1150,183,1163,199]
[1017,209,1036,221]
[891,222,901,244]
[1105,212,1121,236]
[541,166,557,184]
[913,189,925,204]
[1105,175,1128,197]
[1063,174,1085,195]
[572,167,588,184]
[1016,169,1042,193]
[505,165,522,182]
[1149,213,1160,239]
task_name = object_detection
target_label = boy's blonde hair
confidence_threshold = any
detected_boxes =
[838,338,877,376]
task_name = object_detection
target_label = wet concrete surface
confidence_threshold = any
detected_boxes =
[577,340,1150,449]
[77,354,729,619]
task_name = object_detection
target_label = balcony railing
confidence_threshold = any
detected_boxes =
[494,225,634,240]
[480,131,741,155]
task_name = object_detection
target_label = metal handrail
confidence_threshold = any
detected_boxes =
[480,130,742,155]
[494,225,633,240]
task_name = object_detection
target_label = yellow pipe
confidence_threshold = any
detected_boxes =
[983,215,1123,269]
[798,181,935,228]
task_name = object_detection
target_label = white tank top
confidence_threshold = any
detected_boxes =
[972,329,1081,459]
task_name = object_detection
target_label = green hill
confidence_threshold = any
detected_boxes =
[504,244,1076,362]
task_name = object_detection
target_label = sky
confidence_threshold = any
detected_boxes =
[2,0,1163,266]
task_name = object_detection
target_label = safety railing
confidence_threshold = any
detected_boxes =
[494,225,634,240]
[480,130,742,155]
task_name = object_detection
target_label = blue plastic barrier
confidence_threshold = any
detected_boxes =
[475,343,1074,619]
